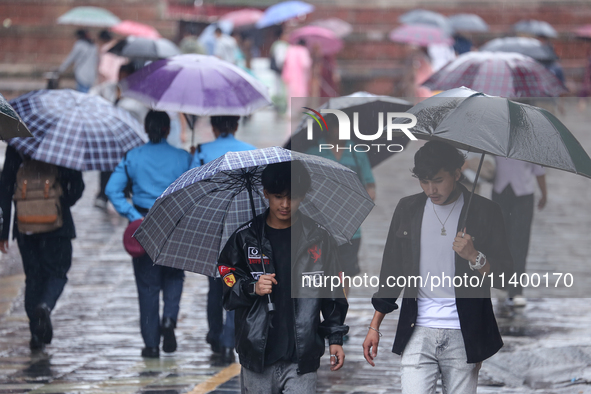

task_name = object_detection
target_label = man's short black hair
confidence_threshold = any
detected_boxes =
[412,141,465,180]
[261,161,311,199]
[211,116,240,137]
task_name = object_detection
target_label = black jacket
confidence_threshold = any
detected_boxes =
[218,210,349,374]
[372,184,513,363]
[0,145,85,240]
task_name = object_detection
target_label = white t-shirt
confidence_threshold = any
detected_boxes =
[416,193,464,329]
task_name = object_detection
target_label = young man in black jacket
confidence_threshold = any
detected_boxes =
[0,145,85,352]
[362,141,513,394]
[218,161,348,393]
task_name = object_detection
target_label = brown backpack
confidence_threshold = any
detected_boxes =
[13,159,63,234]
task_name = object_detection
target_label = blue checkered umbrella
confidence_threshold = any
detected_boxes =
[8,89,146,171]
[134,147,374,277]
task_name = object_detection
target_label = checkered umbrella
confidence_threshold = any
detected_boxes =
[134,147,374,276]
[8,89,146,171]
[422,52,567,98]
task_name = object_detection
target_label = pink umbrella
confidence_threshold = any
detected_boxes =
[111,20,161,39]
[575,24,591,39]
[288,26,343,55]
[220,9,264,27]
[389,24,453,46]
[310,18,353,37]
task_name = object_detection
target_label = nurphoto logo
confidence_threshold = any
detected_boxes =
[303,107,418,153]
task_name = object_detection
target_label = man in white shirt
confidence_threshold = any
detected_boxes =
[363,141,513,394]
[493,157,547,306]
[214,28,238,64]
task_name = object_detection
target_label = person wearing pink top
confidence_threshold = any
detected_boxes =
[492,157,547,307]
[282,39,312,114]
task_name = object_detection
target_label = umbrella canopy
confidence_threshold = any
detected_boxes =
[513,20,557,39]
[134,147,374,276]
[389,24,453,46]
[480,36,558,62]
[8,89,145,171]
[197,21,234,55]
[120,54,271,116]
[256,1,314,29]
[0,93,32,140]
[574,24,591,39]
[448,13,489,32]
[392,87,591,178]
[111,20,161,39]
[309,18,353,37]
[108,36,180,60]
[220,9,264,27]
[288,26,344,55]
[422,52,567,98]
[288,92,412,167]
[398,9,452,35]
[57,6,120,27]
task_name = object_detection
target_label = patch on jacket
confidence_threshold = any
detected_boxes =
[308,245,321,263]
[223,273,236,287]
[250,271,264,280]
[218,265,236,277]
[248,247,270,265]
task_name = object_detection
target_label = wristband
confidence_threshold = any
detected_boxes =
[368,326,382,337]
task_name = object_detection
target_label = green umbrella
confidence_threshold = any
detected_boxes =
[57,6,120,27]
[0,93,32,140]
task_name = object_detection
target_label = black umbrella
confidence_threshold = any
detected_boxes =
[287,93,413,167]
[0,93,32,140]
[480,36,557,63]
[108,36,180,60]
[392,87,591,228]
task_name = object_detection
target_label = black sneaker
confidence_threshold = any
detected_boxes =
[29,334,45,352]
[141,347,159,358]
[161,317,177,353]
[33,303,52,344]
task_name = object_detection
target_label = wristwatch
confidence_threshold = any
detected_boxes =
[469,251,486,271]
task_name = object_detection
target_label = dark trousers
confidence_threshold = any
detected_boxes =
[207,277,235,349]
[492,186,534,297]
[16,234,72,335]
[132,253,184,348]
[96,171,113,201]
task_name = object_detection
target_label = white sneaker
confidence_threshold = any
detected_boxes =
[512,295,527,307]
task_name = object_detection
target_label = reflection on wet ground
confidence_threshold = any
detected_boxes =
[1,103,591,392]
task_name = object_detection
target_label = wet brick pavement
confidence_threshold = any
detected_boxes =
[1,101,591,393]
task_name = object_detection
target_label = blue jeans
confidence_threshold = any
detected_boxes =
[207,276,235,348]
[75,80,91,93]
[401,326,481,394]
[132,253,184,348]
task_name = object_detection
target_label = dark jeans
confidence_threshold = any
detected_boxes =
[16,234,72,335]
[132,253,184,348]
[492,186,534,297]
[207,277,235,349]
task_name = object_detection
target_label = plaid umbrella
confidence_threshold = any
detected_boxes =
[9,89,145,171]
[422,52,567,98]
[0,92,32,140]
[389,24,453,46]
[480,37,557,63]
[134,147,374,277]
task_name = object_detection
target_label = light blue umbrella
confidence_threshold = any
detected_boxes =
[57,6,120,27]
[513,20,557,39]
[449,14,489,32]
[399,9,452,36]
[198,21,234,56]
[256,1,314,29]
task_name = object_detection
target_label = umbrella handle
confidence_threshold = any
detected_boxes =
[460,152,485,233]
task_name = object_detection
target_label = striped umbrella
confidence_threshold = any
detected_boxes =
[422,52,567,98]
[389,24,453,46]
[8,89,145,171]
[134,147,374,276]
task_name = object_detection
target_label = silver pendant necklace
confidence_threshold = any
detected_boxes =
[432,196,459,236]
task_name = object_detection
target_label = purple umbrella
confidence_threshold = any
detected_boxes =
[120,54,271,116]
[389,24,453,46]
[422,52,567,98]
